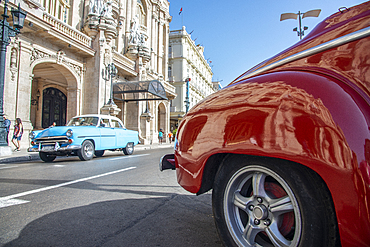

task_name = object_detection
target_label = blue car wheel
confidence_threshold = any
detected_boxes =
[123,142,134,155]
[39,152,56,162]
[78,140,94,161]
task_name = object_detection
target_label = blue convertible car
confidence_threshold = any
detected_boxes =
[28,114,140,162]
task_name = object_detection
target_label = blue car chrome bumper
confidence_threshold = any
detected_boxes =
[28,144,82,152]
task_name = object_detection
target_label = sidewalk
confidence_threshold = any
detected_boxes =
[0,143,174,164]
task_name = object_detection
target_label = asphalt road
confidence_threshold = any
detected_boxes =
[0,147,223,247]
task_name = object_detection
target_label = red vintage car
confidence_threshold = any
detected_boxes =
[161,2,370,246]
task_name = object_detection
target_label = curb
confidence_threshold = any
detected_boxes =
[0,153,41,164]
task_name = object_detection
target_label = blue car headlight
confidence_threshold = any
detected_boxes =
[66,129,73,137]
[29,131,35,139]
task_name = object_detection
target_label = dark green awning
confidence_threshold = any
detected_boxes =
[113,80,168,102]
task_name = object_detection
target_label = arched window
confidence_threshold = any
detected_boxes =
[136,0,146,26]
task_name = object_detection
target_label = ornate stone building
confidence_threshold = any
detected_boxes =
[2,0,176,147]
[168,26,216,131]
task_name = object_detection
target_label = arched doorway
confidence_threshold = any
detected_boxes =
[31,61,79,130]
[42,88,67,128]
[158,102,166,141]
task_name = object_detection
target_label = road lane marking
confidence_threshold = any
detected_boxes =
[0,198,29,207]
[109,154,149,161]
[0,166,136,209]
[0,166,18,170]
[53,165,65,167]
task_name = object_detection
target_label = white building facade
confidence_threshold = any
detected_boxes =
[168,26,215,131]
[1,0,176,149]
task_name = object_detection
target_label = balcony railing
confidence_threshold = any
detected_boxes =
[43,13,92,47]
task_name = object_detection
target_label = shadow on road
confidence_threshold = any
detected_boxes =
[4,193,223,247]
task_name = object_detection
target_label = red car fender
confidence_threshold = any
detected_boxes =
[175,70,370,246]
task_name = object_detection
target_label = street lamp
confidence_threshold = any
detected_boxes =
[102,63,118,105]
[280,9,321,40]
[184,78,191,113]
[0,0,27,147]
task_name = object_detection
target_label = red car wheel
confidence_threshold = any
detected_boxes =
[212,156,340,247]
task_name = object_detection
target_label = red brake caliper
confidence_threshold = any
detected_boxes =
[265,182,294,236]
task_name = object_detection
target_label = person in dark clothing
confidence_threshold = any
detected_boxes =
[4,114,11,144]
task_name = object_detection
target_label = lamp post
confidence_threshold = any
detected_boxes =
[280,9,321,40]
[102,62,118,105]
[0,0,27,147]
[184,78,190,113]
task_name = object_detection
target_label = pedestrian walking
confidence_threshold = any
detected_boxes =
[3,114,11,144]
[12,118,23,151]
[168,132,172,143]
[158,129,163,144]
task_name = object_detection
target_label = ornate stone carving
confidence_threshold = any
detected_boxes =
[56,50,66,64]
[104,48,112,65]
[126,16,150,62]
[10,48,18,81]
[89,0,104,15]
[30,48,83,79]
[101,1,113,19]
[85,0,117,41]
[30,49,50,63]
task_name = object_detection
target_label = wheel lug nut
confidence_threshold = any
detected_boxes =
[254,219,260,225]
[257,197,263,203]
[264,219,271,226]
[249,205,254,211]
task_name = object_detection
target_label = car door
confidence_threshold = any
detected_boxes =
[111,119,126,148]
[99,118,116,149]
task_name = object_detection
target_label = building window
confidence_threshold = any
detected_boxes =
[168,66,172,78]
[137,0,146,26]
[42,0,70,24]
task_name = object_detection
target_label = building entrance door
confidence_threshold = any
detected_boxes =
[42,88,67,128]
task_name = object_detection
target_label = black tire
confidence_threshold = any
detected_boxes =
[95,150,105,157]
[77,140,94,161]
[212,156,339,247]
[123,142,134,155]
[39,152,56,162]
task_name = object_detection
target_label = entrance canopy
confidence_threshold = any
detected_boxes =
[113,80,168,102]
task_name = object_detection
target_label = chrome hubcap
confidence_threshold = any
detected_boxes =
[85,144,93,156]
[224,165,302,247]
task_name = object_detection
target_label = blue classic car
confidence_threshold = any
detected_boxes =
[28,114,140,162]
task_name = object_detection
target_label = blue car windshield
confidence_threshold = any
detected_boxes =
[67,117,99,126]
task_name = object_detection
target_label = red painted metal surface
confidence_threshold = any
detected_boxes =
[172,2,370,246]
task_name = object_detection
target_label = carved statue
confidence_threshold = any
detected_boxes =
[88,0,103,15]
[102,1,113,18]
[129,16,140,44]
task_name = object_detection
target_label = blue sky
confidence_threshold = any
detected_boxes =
[168,0,367,87]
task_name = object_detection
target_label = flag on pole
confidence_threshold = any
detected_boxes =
[179,7,183,15]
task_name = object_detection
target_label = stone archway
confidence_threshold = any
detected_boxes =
[31,62,79,129]
[157,102,167,141]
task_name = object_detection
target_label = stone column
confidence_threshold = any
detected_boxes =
[35,79,44,129]
[157,19,164,78]
[163,23,169,81]
[152,15,158,73]
[126,0,132,32]
[66,87,79,121]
